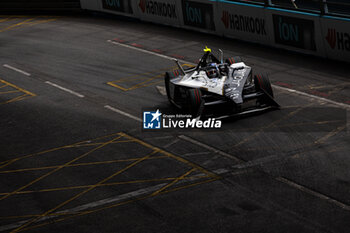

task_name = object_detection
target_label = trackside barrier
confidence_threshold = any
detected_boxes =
[179,0,217,34]
[134,0,183,27]
[264,7,326,57]
[215,1,272,45]
[80,0,350,62]
[80,0,101,11]
[320,16,350,61]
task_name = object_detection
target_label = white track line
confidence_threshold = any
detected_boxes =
[273,84,350,110]
[276,177,350,211]
[178,135,243,163]
[3,64,31,76]
[108,40,350,110]
[0,171,222,232]
[0,183,167,232]
[104,105,142,122]
[156,85,167,96]
[45,81,84,98]
[108,40,189,64]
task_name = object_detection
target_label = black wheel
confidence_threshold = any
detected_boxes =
[164,72,172,101]
[254,73,273,98]
[165,70,181,102]
[225,56,242,65]
[187,88,202,115]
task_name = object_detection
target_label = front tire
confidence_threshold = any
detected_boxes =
[164,72,173,101]
[187,88,202,115]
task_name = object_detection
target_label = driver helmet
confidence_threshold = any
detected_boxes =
[206,63,219,79]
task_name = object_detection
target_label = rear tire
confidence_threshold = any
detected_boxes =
[165,70,180,104]
[254,73,273,98]
[225,56,242,65]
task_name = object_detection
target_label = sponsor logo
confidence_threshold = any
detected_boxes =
[143,109,222,129]
[143,110,162,129]
[139,0,177,18]
[272,14,316,51]
[182,0,215,30]
[102,0,133,14]
[326,28,350,51]
[221,11,266,35]
[163,117,221,129]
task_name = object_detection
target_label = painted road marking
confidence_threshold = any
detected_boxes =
[178,135,243,163]
[0,184,168,232]
[107,64,193,92]
[0,16,58,33]
[0,78,36,105]
[45,81,84,98]
[156,85,166,96]
[108,40,189,64]
[108,40,350,110]
[10,151,159,233]
[1,130,348,232]
[107,73,163,91]
[275,85,350,110]
[0,132,219,232]
[276,177,350,211]
[104,105,142,122]
[178,133,350,212]
[3,64,31,76]
[0,17,36,33]
[0,172,221,232]
[0,135,124,202]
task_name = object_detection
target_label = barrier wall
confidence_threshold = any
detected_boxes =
[80,0,350,62]
[0,0,81,11]
[320,16,350,61]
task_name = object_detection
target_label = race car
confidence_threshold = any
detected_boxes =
[164,47,279,119]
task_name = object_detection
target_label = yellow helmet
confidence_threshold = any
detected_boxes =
[203,46,211,53]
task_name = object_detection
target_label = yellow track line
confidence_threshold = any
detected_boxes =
[10,150,158,233]
[0,79,35,96]
[119,132,219,178]
[0,175,199,197]
[151,168,196,196]
[0,94,29,105]
[20,177,219,233]
[0,90,20,94]
[0,155,167,174]
[0,17,37,33]
[107,64,193,91]
[0,132,123,169]
[0,135,123,202]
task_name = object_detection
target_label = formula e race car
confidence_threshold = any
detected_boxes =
[164,47,279,119]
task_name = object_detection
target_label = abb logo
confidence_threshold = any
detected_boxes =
[326,28,350,51]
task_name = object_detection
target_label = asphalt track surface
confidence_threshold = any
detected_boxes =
[0,14,349,233]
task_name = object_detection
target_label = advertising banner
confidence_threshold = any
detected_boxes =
[135,0,183,26]
[101,0,134,15]
[272,14,316,51]
[216,2,271,44]
[320,17,350,62]
[80,0,101,11]
[265,9,325,56]
[181,0,216,31]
